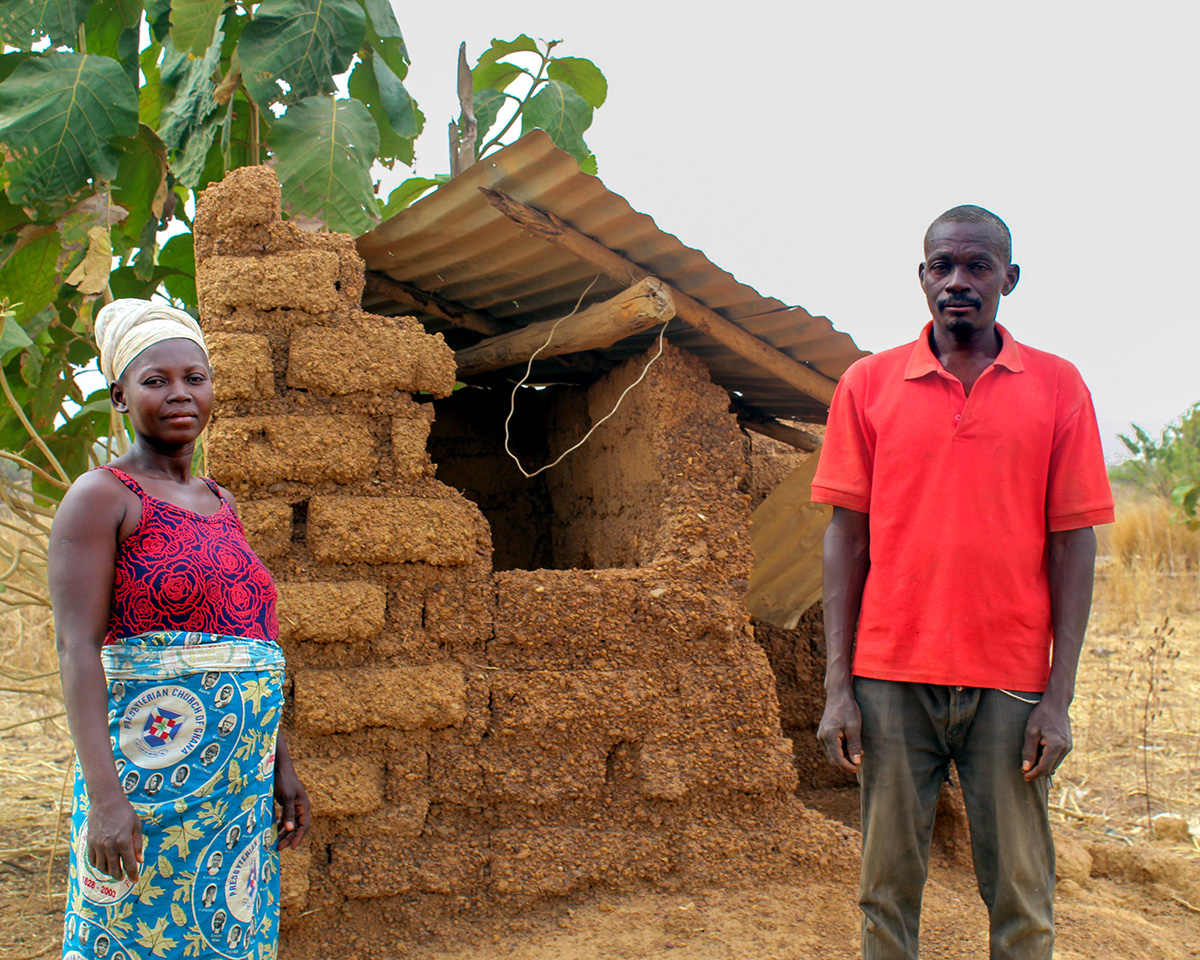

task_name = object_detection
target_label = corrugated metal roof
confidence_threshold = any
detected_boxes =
[356,130,867,422]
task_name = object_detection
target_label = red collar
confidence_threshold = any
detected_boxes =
[903,321,1025,380]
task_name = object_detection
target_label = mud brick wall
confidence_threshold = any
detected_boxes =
[195,167,851,958]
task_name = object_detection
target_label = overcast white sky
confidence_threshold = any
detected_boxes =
[386,1,1199,459]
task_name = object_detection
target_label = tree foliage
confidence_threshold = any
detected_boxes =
[1112,403,1200,528]
[0,7,608,505]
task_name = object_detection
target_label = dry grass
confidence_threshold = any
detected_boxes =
[1057,499,1200,850]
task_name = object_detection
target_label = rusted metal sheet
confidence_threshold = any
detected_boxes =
[746,450,830,628]
[356,131,867,422]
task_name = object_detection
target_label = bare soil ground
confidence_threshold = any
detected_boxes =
[3,573,1199,960]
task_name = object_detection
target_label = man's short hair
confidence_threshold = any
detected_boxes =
[924,204,1012,263]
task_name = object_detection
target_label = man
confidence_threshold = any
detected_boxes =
[812,205,1113,960]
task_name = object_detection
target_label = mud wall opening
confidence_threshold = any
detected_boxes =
[429,374,667,572]
[427,388,556,572]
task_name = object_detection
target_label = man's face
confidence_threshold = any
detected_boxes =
[919,222,1019,341]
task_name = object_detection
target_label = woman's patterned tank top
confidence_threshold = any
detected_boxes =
[102,466,279,644]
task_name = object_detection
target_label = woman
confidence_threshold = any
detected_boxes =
[50,300,309,960]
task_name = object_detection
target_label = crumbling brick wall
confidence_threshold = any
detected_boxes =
[195,167,852,957]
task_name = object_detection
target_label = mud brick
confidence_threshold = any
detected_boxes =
[279,844,310,910]
[641,728,797,798]
[426,742,484,805]
[488,669,664,738]
[384,742,429,800]
[197,249,346,317]
[330,837,487,899]
[206,332,274,401]
[207,415,375,485]
[307,496,479,565]
[334,798,429,839]
[423,577,494,648]
[298,757,384,818]
[477,738,607,804]
[276,582,386,643]
[235,499,290,559]
[490,825,671,897]
[392,415,434,481]
[492,569,735,669]
[287,317,457,397]
[195,165,281,240]
[293,664,466,735]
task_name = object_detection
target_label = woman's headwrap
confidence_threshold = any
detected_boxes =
[94,299,209,384]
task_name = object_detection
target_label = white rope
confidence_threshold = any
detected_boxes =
[502,279,670,479]
[998,689,1040,704]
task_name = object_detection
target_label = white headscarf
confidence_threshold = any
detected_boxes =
[94,299,209,383]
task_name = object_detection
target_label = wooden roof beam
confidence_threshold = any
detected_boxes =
[363,271,507,337]
[455,277,674,377]
[479,187,839,407]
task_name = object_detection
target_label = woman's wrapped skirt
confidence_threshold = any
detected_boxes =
[62,632,285,960]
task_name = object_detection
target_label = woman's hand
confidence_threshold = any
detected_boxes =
[274,737,310,850]
[87,792,144,882]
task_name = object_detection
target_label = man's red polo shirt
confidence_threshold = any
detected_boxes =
[811,322,1114,691]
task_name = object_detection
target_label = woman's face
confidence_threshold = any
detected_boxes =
[111,339,213,445]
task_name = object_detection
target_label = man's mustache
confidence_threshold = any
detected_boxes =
[939,296,983,310]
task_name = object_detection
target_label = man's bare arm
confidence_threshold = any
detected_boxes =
[1022,526,1097,780]
[817,506,871,773]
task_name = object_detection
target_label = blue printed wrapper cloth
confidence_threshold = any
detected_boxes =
[62,632,285,960]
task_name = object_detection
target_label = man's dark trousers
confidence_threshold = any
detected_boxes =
[855,678,1055,960]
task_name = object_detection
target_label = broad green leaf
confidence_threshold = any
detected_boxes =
[373,48,418,138]
[170,0,227,55]
[346,51,419,166]
[0,0,91,50]
[144,0,170,39]
[521,80,595,174]
[138,42,166,128]
[378,174,446,219]
[113,124,168,251]
[473,60,527,95]
[0,192,31,267]
[0,53,138,207]
[173,113,221,188]
[82,0,142,86]
[158,233,196,305]
[200,93,266,188]
[0,51,35,84]
[19,333,43,385]
[472,87,504,152]
[356,0,407,79]
[158,23,223,153]
[0,315,33,361]
[270,95,379,234]
[0,229,62,327]
[108,262,173,300]
[238,0,365,109]
[472,34,538,93]
[547,56,607,108]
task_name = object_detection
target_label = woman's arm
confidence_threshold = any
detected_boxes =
[49,472,143,882]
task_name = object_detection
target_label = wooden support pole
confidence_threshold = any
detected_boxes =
[479,187,839,407]
[455,278,674,377]
[737,416,820,453]
[363,272,507,337]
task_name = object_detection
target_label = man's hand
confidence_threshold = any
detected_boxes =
[87,793,143,882]
[818,690,864,774]
[1021,698,1072,780]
